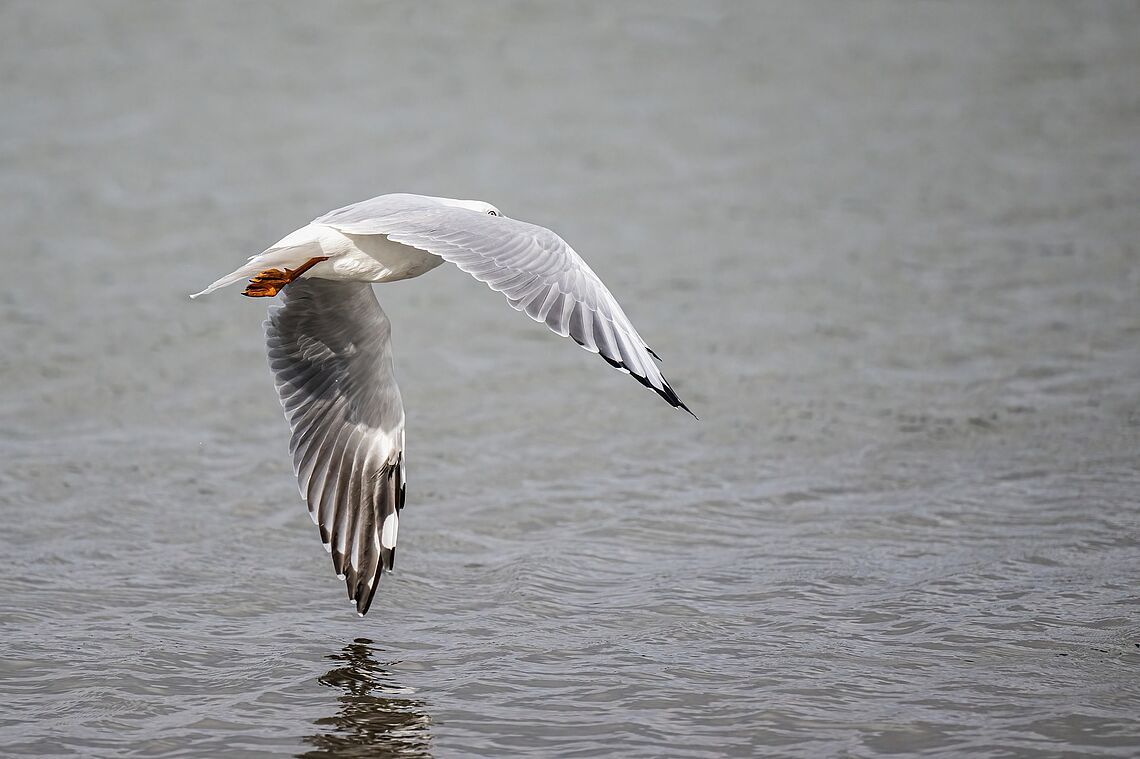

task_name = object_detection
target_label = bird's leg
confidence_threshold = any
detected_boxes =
[242,257,330,297]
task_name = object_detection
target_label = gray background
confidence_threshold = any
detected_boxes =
[2,1,1138,757]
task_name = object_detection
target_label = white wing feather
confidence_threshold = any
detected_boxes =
[315,195,691,413]
[265,278,405,615]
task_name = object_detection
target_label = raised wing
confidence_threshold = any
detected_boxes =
[316,195,693,415]
[265,279,406,615]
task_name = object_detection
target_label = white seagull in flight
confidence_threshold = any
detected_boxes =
[192,193,692,615]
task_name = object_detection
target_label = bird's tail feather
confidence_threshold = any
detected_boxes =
[189,244,318,299]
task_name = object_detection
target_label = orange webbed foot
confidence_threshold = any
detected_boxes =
[242,269,289,297]
[241,257,330,298]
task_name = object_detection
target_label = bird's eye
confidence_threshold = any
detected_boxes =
[486,209,499,216]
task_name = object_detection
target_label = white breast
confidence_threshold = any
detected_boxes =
[278,224,444,284]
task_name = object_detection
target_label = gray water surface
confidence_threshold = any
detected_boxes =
[2,2,1139,756]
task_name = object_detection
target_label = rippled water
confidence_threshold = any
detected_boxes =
[3,1,1139,756]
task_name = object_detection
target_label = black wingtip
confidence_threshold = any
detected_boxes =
[673,396,698,420]
[356,573,380,616]
[661,381,698,420]
[597,351,697,419]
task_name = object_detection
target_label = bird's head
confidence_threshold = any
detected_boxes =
[432,196,503,217]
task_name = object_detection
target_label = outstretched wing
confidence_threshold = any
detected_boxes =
[264,279,406,615]
[315,195,693,415]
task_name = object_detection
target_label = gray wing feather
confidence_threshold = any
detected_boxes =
[316,197,692,414]
[265,279,406,615]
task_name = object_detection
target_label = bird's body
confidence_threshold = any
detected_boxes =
[256,222,445,284]
[192,193,690,615]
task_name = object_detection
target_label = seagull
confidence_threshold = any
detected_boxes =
[191,193,692,615]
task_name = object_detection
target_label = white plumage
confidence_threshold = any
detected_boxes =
[193,193,691,615]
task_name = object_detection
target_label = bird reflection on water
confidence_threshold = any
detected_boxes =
[299,638,432,758]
